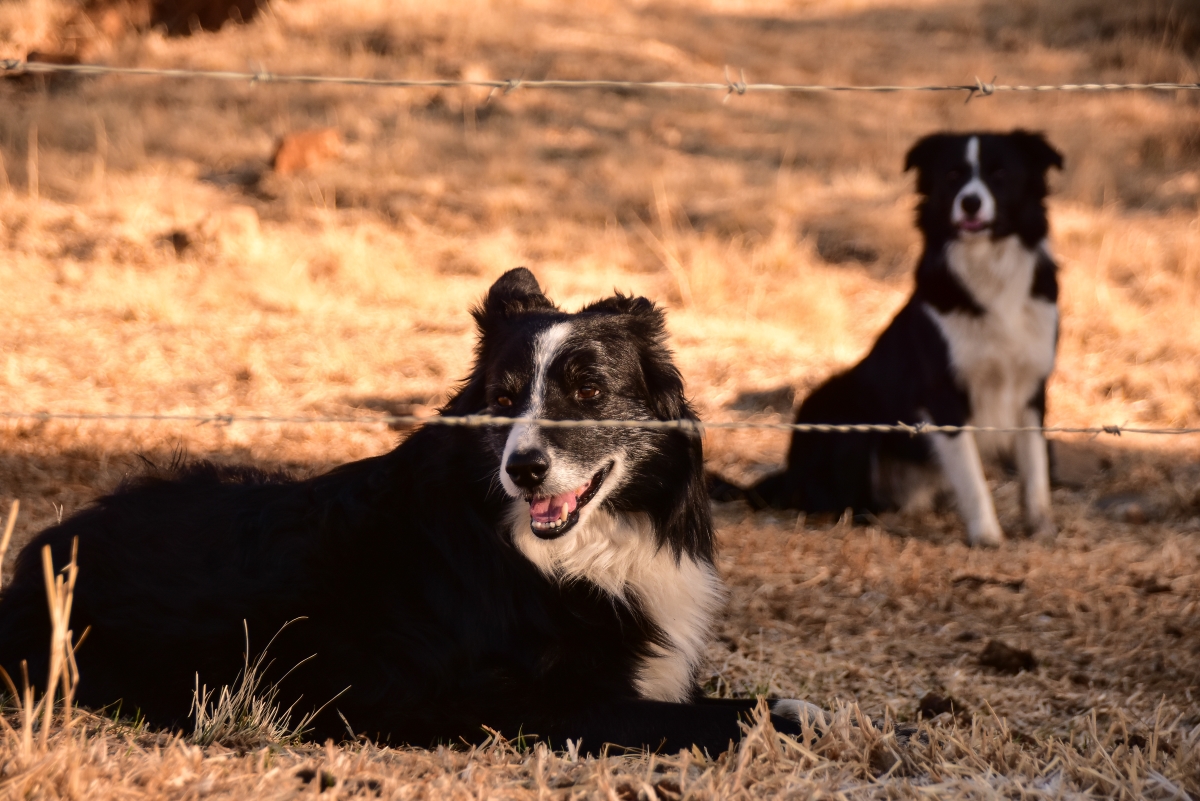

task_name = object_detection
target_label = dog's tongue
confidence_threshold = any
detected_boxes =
[529,493,574,523]
[528,481,589,523]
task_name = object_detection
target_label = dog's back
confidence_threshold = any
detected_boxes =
[0,426,667,742]
[743,301,957,513]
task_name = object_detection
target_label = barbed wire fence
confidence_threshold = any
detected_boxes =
[2,59,1199,439]
[2,412,1198,438]
[3,60,1200,101]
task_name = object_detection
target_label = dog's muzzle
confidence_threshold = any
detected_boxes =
[507,456,613,539]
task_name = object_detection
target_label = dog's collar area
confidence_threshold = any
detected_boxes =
[526,462,613,539]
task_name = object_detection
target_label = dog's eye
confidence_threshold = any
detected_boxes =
[988,167,1006,179]
[495,396,513,407]
[575,385,601,401]
[947,168,966,181]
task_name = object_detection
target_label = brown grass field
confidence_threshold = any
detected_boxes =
[1,0,1200,797]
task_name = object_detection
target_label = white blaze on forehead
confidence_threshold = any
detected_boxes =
[952,136,995,227]
[500,321,573,494]
[966,136,980,175]
[526,321,572,419]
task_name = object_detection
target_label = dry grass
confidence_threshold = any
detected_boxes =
[3,699,1196,799]
[190,620,331,749]
[1,0,1199,796]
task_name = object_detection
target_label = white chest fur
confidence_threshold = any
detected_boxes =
[508,504,725,703]
[924,235,1058,456]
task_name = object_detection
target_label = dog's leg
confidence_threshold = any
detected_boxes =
[929,432,1003,547]
[1014,408,1055,538]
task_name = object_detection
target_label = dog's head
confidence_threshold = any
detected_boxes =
[905,130,1063,248]
[446,268,713,559]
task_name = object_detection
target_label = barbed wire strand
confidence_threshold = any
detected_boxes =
[3,60,1199,96]
[1,411,1197,437]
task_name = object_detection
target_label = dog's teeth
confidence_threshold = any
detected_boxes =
[560,503,569,523]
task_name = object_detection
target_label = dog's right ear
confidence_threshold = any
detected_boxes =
[448,269,557,416]
[473,268,556,328]
[904,134,951,175]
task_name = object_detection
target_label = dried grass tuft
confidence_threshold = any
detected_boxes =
[0,500,17,590]
[190,620,339,748]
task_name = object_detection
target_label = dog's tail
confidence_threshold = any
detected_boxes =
[705,471,790,510]
[706,471,749,504]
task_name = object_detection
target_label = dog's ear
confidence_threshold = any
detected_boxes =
[640,344,690,422]
[448,268,555,415]
[582,293,668,343]
[904,134,957,198]
[583,292,655,318]
[584,293,692,421]
[473,268,556,328]
[904,134,950,174]
[600,296,691,422]
[1011,130,1064,173]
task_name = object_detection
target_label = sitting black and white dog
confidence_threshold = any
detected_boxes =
[0,269,817,753]
[726,131,1063,547]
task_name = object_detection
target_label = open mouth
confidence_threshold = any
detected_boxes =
[957,219,992,233]
[525,462,613,539]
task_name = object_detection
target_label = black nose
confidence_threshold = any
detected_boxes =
[506,449,550,488]
[960,194,982,216]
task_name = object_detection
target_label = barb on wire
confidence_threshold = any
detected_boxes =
[1,411,1198,438]
[3,60,1200,95]
[723,65,748,102]
[964,75,997,104]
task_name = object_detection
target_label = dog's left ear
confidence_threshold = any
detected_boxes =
[587,294,691,421]
[584,293,656,318]
[640,345,690,421]
[1012,130,1064,172]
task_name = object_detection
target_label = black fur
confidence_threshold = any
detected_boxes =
[0,269,801,754]
[721,131,1063,515]
[1031,250,1059,304]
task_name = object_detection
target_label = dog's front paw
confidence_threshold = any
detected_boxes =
[967,519,1004,548]
[770,699,829,730]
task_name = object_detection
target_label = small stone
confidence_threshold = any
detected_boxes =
[979,639,1037,675]
[917,692,961,718]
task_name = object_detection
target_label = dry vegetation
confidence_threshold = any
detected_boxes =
[1,0,1199,797]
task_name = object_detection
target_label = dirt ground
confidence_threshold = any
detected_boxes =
[1,0,1199,797]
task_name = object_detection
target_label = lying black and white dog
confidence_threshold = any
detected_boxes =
[0,269,816,752]
[725,131,1063,546]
